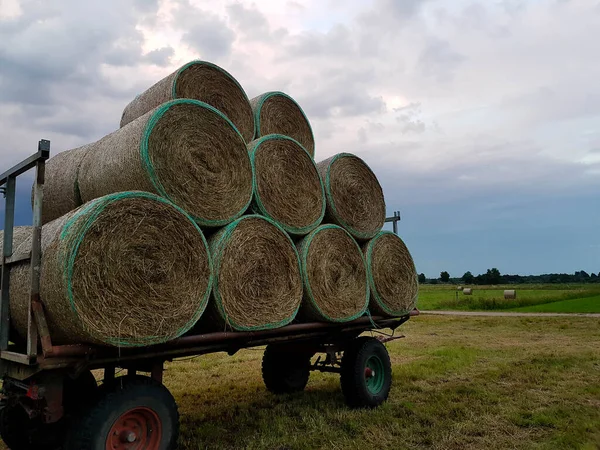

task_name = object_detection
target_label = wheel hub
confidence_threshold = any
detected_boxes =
[364,355,385,395]
[106,407,162,450]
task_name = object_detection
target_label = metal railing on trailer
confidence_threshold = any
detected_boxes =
[0,139,50,372]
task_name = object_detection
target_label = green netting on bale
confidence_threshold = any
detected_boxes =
[208,214,302,332]
[297,224,369,323]
[318,153,385,241]
[250,91,315,158]
[140,99,253,228]
[363,231,418,317]
[248,134,325,236]
[121,60,255,142]
[47,191,213,347]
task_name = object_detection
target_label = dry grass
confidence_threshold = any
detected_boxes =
[1,316,599,449]
[162,315,600,449]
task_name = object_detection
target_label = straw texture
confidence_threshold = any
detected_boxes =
[200,215,302,332]
[78,99,253,227]
[317,153,385,241]
[363,231,418,317]
[38,145,90,225]
[7,192,212,346]
[249,134,324,236]
[296,225,369,322]
[120,61,255,142]
[250,92,315,158]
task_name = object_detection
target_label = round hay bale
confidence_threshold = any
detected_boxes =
[120,60,255,142]
[363,231,418,317]
[8,192,212,347]
[250,92,315,158]
[317,153,385,240]
[77,99,253,227]
[463,288,473,295]
[296,225,368,322]
[457,285,463,291]
[249,134,324,236]
[504,289,516,299]
[37,145,90,225]
[203,215,302,331]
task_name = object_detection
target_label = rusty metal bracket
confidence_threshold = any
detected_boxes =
[375,335,405,344]
[31,299,53,357]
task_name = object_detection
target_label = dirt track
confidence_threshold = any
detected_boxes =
[419,310,600,318]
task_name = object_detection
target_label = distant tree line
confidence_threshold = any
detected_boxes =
[418,269,600,285]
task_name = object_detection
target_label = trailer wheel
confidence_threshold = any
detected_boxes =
[262,345,312,394]
[64,376,179,450]
[64,369,99,410]
[340,337,392,408]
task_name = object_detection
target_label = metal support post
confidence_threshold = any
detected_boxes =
[0,176,16,351]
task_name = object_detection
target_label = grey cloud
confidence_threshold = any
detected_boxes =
[173,2,234,60]
[0,0,159,154]
[395,103,426,134]
[417,38,465,81]
[285,25,354,58]
[144,47,175,66]
[227,3,271,40]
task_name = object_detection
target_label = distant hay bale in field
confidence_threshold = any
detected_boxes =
[74,99,253,227]
[120,60,255,142]
[4,192,212,346]
[250,92,315,157]
[463,288,473,295]
[202,215,302,331]
[363,231,418,316]
[297,225,369,322]
[37,145,89,225]
[457,285,463,291]
[504,289,516,299]
[249,134,324,236]
[317,153,385,240]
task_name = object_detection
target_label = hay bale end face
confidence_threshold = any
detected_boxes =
[7,192,212,346]
[463,288,473,295]
[297,225,368,322]
[204,215,302,331]
[317,153,385,240]
[77,99,253,227]
[504,289,516,299]
[363,231,418,316]
[249,134,324,236]
[38,145,90,225]
[251,92,315,158]
[121,60,255,142]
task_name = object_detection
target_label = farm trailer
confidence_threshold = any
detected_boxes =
[0,141,417,450]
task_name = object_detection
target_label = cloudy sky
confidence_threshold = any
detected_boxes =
[1,0,598,277]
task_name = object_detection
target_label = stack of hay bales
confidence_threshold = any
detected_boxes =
[7,59,418,347]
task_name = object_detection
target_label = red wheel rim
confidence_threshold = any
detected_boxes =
[106,407,162,450]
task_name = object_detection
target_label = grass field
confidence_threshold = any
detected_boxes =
[166,315,599,449]
[510,295,600,313]
[1,315,599,449]
[417,284,600,313]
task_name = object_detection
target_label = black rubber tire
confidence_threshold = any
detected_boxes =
[262,345,312,394]
[64,369,99,411]
[0,402,63,450]
[340,337,392,408]
[0,370,98,450]
[64,376,179,450]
